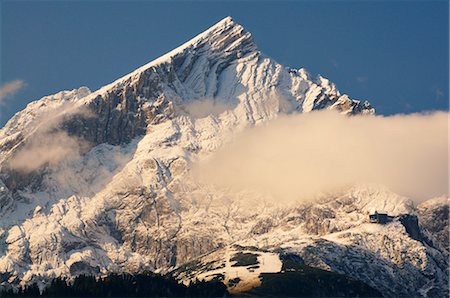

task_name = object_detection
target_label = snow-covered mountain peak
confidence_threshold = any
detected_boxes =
[213,16,235,27]
[1,17,444,298]
[193,16,251,47]
[167,15,253,55]
[88,16,256,96]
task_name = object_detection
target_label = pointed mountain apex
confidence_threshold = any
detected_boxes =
[197,16,247,44]
[213,16,236,27]
[100,17,256,89]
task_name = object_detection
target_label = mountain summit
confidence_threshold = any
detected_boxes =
[0,17,447,297]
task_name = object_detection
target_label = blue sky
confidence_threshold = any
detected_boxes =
[0,0,448,125]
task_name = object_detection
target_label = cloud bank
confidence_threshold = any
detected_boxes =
[194,110,448,202]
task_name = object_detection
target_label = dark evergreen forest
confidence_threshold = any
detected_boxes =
[0,273,228,297]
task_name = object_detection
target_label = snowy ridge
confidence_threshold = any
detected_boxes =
[75,17,255,105]
[0,87,91,139]
[417,196,449,252]
[0,87,91,165]
[0,17,446,297]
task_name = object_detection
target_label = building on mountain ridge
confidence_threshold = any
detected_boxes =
[369,211,393,224]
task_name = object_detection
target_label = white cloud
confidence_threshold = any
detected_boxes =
[356,76,368,83]
[194,110,448,203]
[9,131,87,172]
[183,98,234,118]
[8,102,92,173]
[330,59,339,68]
[0,80,26,103]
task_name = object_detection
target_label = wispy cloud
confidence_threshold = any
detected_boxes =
[434,87,444,102]
[330,59,339,69]
[183,98,234,118]
[356,76,368,84]
[8,102,93,173]
[0,80,26,103]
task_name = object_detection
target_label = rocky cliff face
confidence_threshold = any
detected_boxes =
[172,188,448,297]
[0,17,447,297]
[417,197,449,251]
[0,17,373,193]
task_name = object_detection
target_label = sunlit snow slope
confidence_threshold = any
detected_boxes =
[0,17,447,297]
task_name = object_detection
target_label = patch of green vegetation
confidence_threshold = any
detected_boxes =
[280,253,305,270]
[202,261,225,271]
[247,265,260,270]
[172,259,225,278]
[243,265,382,297]
[172,259,201,275]
[228,277,241,287]
[198,260,216,271]
[230,252,259,267]
[207,273,225,283]
[232,244,263,252]
[209,262,226,271]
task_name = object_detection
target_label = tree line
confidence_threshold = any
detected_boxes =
[0,272,228,297]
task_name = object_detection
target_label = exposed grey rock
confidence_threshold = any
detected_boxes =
[0,17,444,298]
[417,197,449,251]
